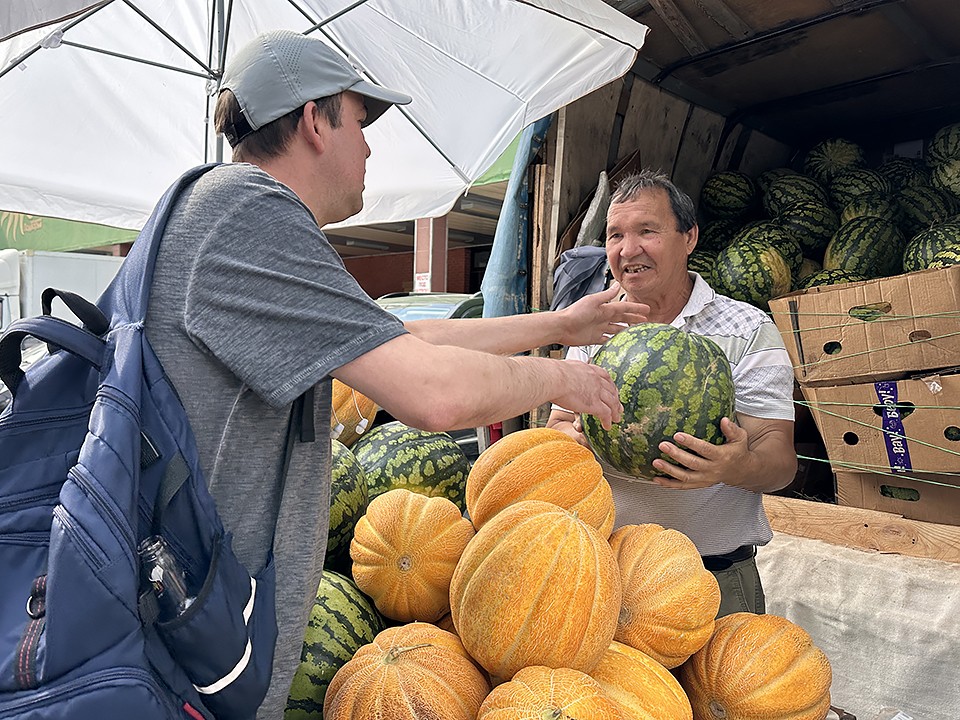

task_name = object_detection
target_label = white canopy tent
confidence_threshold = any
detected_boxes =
[0,1,647,231]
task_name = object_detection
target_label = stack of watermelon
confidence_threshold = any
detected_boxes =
[693,125,960,310]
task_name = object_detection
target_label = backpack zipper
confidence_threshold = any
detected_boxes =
[68,465,137,559]
[51,504,107,569]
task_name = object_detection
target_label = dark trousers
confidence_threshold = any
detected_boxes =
[703,545,765,618]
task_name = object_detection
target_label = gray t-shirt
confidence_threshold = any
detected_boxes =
[145,163,405,718]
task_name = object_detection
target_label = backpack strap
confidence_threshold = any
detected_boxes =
[147,387,316,537]
[41,288,110,336]
[0,316,105,397]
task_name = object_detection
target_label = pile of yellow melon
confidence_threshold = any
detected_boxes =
[326,428,833,720]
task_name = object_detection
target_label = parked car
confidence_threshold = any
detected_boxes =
[375,292,485,461]
[0,339,48,413]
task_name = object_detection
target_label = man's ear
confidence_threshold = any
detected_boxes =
[685,224,699,256]
[301,102,326,153]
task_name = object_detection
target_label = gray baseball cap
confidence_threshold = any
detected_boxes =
[219,29,412,146]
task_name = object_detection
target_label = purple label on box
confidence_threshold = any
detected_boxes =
[874,381,912,473]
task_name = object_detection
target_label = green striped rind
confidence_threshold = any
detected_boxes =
[840,191,901,226]
[931,158,960,200]
[927,123,960,165]
[698,218,741,252]
[828,169,893,211]
[351,421,470,511]
[776,200,839,256]
[581,323,735,480]
[878,156,930,190]
[897,184,957,236]
[757,167,800,194]
[823,217,904,278]
[325,440,368,572]
[285,571,385,719]
[803,138,865,185]
[902,223,960,272]
[928,245,960,268]
[712,240,793,308]
[734,222,802,279]
[797,268,868,289]
[687,250,718,283]
[700,171,756,219]
[763,175,829,216]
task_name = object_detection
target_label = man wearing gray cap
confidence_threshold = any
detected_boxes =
[146,29,646,717]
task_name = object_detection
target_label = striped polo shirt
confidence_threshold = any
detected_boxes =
[561,272,795,555]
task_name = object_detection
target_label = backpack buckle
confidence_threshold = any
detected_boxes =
[26,576,46,619]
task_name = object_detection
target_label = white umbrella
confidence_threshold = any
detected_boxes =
[0,0,647,230]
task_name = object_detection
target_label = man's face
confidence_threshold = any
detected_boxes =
[605,187,696,304]
[323,91,371,222]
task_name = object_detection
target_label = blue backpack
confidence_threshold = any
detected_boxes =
[0,165,292,719]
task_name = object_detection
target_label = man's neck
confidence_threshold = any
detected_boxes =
[637,275,694,325]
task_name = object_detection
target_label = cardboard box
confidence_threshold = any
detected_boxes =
[836,470,960,526]
[769,266,960,387]
[801,372,960,475]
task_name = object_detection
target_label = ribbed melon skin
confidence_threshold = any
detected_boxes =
[325,440,369,572]
[285,571,385,720]
[763,175,829,216]
[928,245,960,268]
[700,171,756,219]
[897,185,957,236]
[351,421,470,511]
[803,138,865,184]
[687,250,718,283]
[878,156,930,190]
[712,240,793,308]
[581,323,735,481]
[823,217,904,278]
[698,218,741,252]
[828,169,893,211]
[932,157,960,199]
[735,222,802,279]
[797,268,868,289]
[902,222,960,272]
[839,191,901,226]
[928,123,960,165]
[776,200,838,255]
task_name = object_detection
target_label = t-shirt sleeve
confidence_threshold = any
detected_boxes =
[733,321,796,421]
[183,183,406,408]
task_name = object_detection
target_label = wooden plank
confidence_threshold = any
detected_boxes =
[617,81,690,173]
[529,163,554,314]
[692,0,753,39]
[763,494,960,564]
[672,103,725,196]
[647,0,709,55]
[551,80,622,255]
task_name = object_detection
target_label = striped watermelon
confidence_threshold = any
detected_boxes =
[687,250,718,283]
[931,158,960,200]
[734,222,802,280]
[828,169,893,212]
[285,570,385,720]
[699,171,756,219]
[823,217,904,278]
[928,245,960,268]
[798,268,868,289]
[803,138,865,184]
[712,240,793,309]
[757,167,800,195]
[581,323,735,481]
[698,218,741,252]
[351,421,470,511]
[325,440,369,572]
[878,156,930,190]
[902,223,960,272]
[840,191,901,226]
[927,123,960,165]
[776,200,839,257]
[898,184,957,236]
[763,175,829,217]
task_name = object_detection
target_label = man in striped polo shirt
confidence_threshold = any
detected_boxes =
[548,169,797,617]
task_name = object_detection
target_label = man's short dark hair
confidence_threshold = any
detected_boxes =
[610,169,698,233]
[214,90,343,163]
